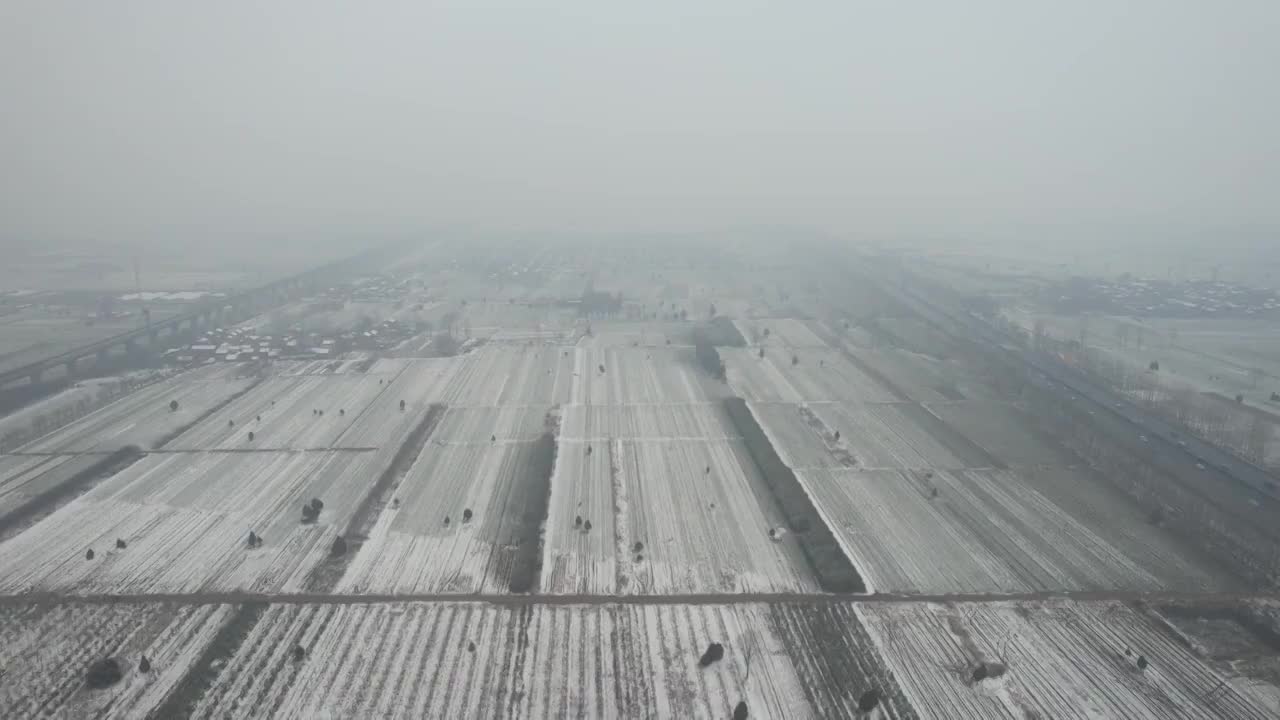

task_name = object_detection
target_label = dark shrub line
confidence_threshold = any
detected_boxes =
[508,425,558,593]
[723,397,865,593]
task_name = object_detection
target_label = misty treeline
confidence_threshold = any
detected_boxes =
[0,374,160,452]
[578,289,624,317]
[431,310,463,356]
[1022,378,1280,587]
[945,312,1280,587]
[1030,330,1274,469]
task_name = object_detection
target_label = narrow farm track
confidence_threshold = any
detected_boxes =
[1,588,1278,607]
[4,447,381,457]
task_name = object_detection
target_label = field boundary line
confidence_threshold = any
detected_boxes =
[6,588,1276,607]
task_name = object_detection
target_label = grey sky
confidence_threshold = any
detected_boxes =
[2,1,1277,248]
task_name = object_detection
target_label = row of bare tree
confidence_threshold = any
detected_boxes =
[0,374,158,452]
[1068,344,1275,467]
[1021,378,1280,587]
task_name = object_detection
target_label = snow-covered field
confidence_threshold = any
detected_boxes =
[924,400,1078,467]
[0,602,231,718]
[14,364,256,453]
[0,452,100,518]
[539,440,618,594]
[752,400,968,470]
[798,467,1227,594]
[187,601,859,719]
[0,449,389,593]
[570,347,717,404]
[722,347,899,403]
[162,373,397,450]
[542,344,822,594]
[559,402,738,441]
[743,318,829,348]
[860,600,1278,719]
[2,251,1273,719]
[337,406,553,594]
[438,347,575,406]
[543,437,818,595]
[332,358,460,448]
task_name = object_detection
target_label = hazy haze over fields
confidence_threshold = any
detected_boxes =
[2,1,1278,250]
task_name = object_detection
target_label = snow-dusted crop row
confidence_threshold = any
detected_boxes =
[798,467,1226,594]
[16,363,256,453]
[0,452,100,519]
[337,406,553,594]
[164,373,396,450]
[333,357,462,447]
[542,437,818,595]
[437,347,576,406]
[741,317,829,348]
[860,600,1277,719]
[570,347,717,404]
[559,402,738,442]
[0,602,231,718]
[722,347,899,403]
[924,400,1078,467]
[0,449,389,593]
[750,400,967,470]
[188,602,822,719]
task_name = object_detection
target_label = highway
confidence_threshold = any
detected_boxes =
[872,262,1280,505]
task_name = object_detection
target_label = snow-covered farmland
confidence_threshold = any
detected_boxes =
[456,301,577,340]
[438,347,576,406]
[743,318,828,348]
[925,400,1079,466]
[15,364,257,453]
[798,467,1227,594]
[543,437,818,595]
[330,358,460,448]
[161,373,397,450]
[545,403,743,594]
[428,403,551,443]
[559,402,738,441]
[0,452,100,519]
[722,347,899,403]
[860,601,1278,719]
[540,440,617,594]
[752,401,968,470]
[187,601,855,719]
[568,321,684,348]
[570,347,718,404]
[0,449,389,593]
[0,602,231,718]
[764,602,916,718]
[847,346,1003,403]
[337,406,553,593]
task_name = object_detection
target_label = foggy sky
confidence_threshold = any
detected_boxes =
[2,1,1278,249]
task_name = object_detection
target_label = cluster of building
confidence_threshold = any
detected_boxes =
[165,316,417,366]
[1046,277,1280,318]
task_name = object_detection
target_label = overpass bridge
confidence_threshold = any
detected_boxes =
[0,250,381,390]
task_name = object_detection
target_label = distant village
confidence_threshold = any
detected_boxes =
[1045,276,1280,319]
[163,277,421,366]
